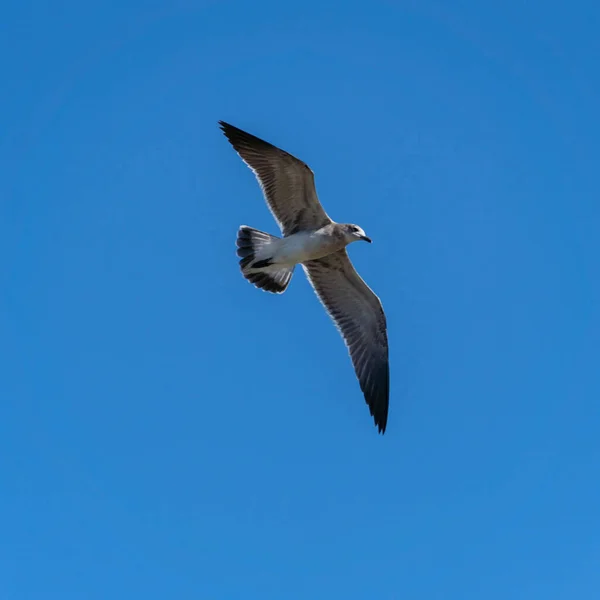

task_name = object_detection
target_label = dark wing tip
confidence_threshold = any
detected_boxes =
[218,120,275,153]
[364,360,389,435]
[218,120,233,138]
[372,405,388,435]
[218,120,238,137]
[218,120,246,146]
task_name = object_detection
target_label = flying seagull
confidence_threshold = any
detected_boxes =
[219,121,389,433]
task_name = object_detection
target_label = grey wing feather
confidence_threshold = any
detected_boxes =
[219,121,332,236]
[303,250,389,433]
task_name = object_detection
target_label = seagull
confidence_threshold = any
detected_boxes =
[219,121,390,434]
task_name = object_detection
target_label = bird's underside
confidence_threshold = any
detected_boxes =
[220,120,390,433]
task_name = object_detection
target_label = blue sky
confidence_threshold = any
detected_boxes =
[2,1,599,598]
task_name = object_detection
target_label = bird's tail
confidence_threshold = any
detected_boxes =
[236,226,294,294]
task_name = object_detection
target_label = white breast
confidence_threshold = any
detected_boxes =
[274,231,343,265]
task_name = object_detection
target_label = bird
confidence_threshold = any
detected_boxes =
[219,121,389,433]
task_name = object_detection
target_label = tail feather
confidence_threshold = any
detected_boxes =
[236,226,294,294]
[236,227,274,258]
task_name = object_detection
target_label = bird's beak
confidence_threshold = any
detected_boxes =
[362,236,372,243]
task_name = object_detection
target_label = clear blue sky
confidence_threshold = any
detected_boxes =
[2,1,599,598]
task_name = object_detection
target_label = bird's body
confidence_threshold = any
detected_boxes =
[249,224,349,268]
[219,121,390,433]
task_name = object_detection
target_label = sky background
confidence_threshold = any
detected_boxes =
[2,1,599,598]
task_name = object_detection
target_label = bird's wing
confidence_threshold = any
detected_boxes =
[219,121,332,236]
[303,250,389,433]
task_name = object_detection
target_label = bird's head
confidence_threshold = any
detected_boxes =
[343,223,372,244]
